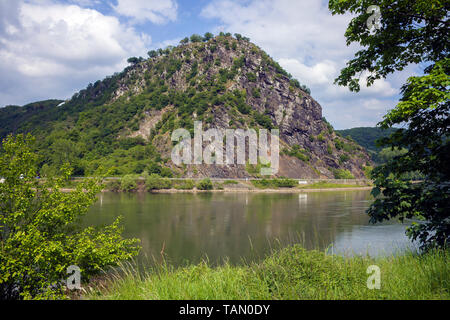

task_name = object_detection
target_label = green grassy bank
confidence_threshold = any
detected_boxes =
[85,246,449,300]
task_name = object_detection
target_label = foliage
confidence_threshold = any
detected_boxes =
[0,134,140,299]
[190,34,203,43]
[88,246,450,300]
[339,154,350,164]
[328,0,449,92]
[174,179,195,190]
[322,117,334,134]
[222,180,238,185]
[368,60,449,249]
[120,174,138,192]
[362,165,373,179]
[282,145,310,162]
[336,127,398,162]
[251,178,297,189]
[330,1,449,249]
[0,32,313,178]
[145,174,173,191]
[196,178,213,190]
[332,168,355,179]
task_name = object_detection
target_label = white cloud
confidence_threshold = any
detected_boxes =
[0,0,151,106]
[278,59,337,86]
[201,0,413,129]
[113,0,178,25]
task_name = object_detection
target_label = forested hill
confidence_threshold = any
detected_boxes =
[336,127,399,162]
[336,127,399,151]
[0,33,371,179]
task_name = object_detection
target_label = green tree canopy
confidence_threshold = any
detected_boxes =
[329,0,449,91]
[203,32,214,41]
[329,0,449,249]
[0,134,140,299]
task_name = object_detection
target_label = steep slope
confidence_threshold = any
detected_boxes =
[0,34,371,178]
[336,127,399,163]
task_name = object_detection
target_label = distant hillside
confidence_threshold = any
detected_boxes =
[336,127,398,162]
[0,33,371,179]
[0,99,64,138]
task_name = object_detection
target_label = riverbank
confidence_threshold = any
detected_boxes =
[148,186,373,193]
[63,178,374,193]
[84,245,449,300]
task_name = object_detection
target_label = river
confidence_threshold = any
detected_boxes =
[84,190,416,267]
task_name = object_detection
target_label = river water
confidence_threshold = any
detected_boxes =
[85,190,416,267]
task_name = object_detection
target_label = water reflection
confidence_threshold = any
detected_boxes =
[84,190,412,267]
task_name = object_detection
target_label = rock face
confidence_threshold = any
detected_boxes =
[0,34,371,179]
[113,35,371,178]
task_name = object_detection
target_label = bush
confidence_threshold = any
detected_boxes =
[251,178,297,189]
[223,180,239,185]
[0,134,140,299]
[197,178,213,190]
[146,174,173,191]
[332,169,355,179]
[174,179,195,190]
[283,145,309,162]
[107,179,122,192]
[246,72,257,82]
[327,143,333,155]
[362,165,373,179]
[339,154,350,163]
[121,174,138,192]
[274,178,297,188]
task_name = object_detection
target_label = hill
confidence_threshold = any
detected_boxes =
[336,127,398,162]
[0,33,371,179]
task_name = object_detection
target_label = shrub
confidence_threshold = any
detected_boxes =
[197,178,213,190]
[283,145,309,162]
[362,165,373,179]
[108,179,122,192]
[146,174,172,191]
[175,179,195,190]
[247,72,257,82]
[121,174,138,192]
[327,143,333,155]
[0,134,140,299]
[339,154,350,163]
[251,178,297,189]
[332,169,355,179]
[252,88,261,98]
[223,180,238,185]
[317,132,325,142]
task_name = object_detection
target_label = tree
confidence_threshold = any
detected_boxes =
[180,37,189,45]
[203,32,214,42]
[190,34,203,43]
[148,50,158,58]
[127,57,139,65]
[197,178,213,190]
[0,134,140,299]
[329,0,449,249]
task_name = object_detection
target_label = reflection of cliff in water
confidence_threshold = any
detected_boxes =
[85,190,409,267]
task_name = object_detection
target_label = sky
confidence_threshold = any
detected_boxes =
[0,0,420,129]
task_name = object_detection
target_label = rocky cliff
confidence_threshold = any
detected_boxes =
[0,34,371,179]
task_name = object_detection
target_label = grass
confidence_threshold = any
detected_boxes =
[85,245,449,300]
[251,178,297,189]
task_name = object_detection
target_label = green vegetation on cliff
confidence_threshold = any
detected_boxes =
[0,33,368,179]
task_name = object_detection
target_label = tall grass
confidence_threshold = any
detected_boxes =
[85,246,449,300]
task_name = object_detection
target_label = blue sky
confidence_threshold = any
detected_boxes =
[0,0,420,129]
